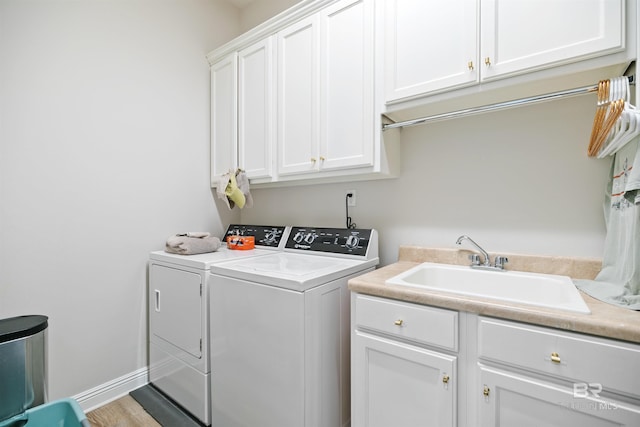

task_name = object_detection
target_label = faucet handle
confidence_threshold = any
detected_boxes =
[494,256,509,270]
[469,254,481,266]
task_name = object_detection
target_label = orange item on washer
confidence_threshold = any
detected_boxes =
[227,235,255,250]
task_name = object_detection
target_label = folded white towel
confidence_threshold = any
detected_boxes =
[165,234,221,255]
[176,232,211,238]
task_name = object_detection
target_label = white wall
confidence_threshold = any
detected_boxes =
[239,0,300,32]
[241,94,611,266]
[0,0,241,401]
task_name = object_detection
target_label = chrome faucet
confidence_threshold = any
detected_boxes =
[455,235,508,271]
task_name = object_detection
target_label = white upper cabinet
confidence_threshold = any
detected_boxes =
[277,15,320,176]
[385,0,629,103]
[384,0,478,101]
[319,0,374,171]
[210,54,237,182]
[208,0,400,187]
[278,0,375,177]
[481,0,625,80]
[238,37,275,180]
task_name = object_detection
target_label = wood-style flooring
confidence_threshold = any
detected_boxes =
[87,395,161,427]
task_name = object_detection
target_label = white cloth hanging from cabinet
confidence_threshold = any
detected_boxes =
[215,169,253,210]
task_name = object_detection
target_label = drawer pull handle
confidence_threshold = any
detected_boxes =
[442,375,450,384]
[394,319,403,326]
[483,386,490,397]
[550,352,561,364]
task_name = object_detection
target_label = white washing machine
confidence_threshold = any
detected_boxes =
[209,226,379,427]
[148,224,289,425]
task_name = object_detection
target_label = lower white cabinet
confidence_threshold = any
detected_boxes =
[352,332,456,427]
[351,293,640,427]
[477,317,640,427]
[479,366,640,427]
[352,295,458,426]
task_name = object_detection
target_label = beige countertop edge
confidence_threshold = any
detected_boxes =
[349,257,640,345]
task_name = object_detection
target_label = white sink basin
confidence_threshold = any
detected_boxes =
[386,262,590,314]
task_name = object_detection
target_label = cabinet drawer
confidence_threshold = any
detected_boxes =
[355,295,458,351]
[478,317,640,398]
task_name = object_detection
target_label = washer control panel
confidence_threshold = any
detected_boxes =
[225,224,288,248]
[285,227,373,256]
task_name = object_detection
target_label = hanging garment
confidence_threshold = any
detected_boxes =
[575,135,640,309]
[215,169,253,210]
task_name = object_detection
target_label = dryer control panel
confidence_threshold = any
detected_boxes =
[285,227,373,256]
[225,224,288,248]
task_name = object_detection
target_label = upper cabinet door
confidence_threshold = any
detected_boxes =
[238,37,275,180]
[277,15,320,176]
[319,0,375,171]
[210,53,237,183]
[384,0,478,102]
[481,0,625,80]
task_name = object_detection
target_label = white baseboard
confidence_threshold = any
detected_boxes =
[73,367,149,412]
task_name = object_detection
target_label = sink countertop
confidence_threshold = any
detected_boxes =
[348,246,640,344]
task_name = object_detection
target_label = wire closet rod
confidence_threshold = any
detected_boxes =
[383,74,635,131]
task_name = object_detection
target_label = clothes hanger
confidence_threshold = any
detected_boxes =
[588,79,610,156]
[588,78,626,157]
[593,99,625,156]
[597,79,628,157]
[598,76,640,157]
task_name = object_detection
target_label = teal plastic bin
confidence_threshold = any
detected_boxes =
[0,398,89,427]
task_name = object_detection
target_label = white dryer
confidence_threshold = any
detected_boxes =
[209,226,378,427]
[148,224,288,425]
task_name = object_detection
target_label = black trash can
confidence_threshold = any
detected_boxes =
[0,315,48,422]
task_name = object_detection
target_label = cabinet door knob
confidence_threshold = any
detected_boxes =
[550,352,561,364]
[467,61,474,70]
[484,57,491,66]
[310,157,317,163]
[320,156,325,161]
[483,386,490,397]
[394,319,403,326]
[442,374,450,384]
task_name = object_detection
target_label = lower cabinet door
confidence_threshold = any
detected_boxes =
[352,331,456,427]
[479,365,640,427]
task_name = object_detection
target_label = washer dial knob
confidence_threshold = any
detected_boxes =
[346,235,360,249]
[293,232,305,243]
